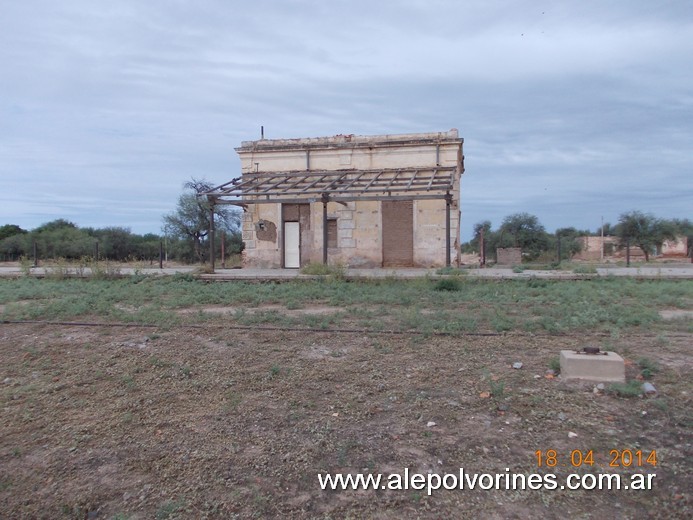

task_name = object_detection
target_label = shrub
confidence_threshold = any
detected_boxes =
[434,278,461,291]
[548,357,561,373]
[637,357,660,380]
[608,380,643,398]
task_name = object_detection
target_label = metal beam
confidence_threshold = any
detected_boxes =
[332,170,366,192]
[212,193,452,205]
[209,203,215,273]
[445,193,451,267]
[361,169,384,192]
[406,169,419,189]
[384,169,402,190]
[203,167,458,207]
[322,193,329,265]
[255,184,447,197]
[427,169,437,191]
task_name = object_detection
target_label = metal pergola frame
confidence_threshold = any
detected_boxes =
[202,166,457,271]
[204,166,456,204]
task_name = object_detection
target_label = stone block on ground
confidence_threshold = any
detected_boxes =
[559,350,625,383]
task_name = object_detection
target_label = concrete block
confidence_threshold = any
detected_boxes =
[560,350,625,383]
[338,219,355,230]
[242,231,253,240]
[340,238,356,248]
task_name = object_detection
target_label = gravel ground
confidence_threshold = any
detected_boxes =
[1,322,690,519]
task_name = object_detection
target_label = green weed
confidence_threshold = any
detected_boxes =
[573,265,598,274]
[156,499,185,519]
[300,262,346,279]
[434,278,462,291]
[19,256,32,276]
[435,267,468,276]
[224,391,242,411]
[609,380,643,398]
[637,357,660,380]
[548,357,561,373]
[0,276,688,335]
[655,334,669,346]
[489,379,505,400]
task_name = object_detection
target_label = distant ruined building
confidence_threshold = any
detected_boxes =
[573,235,689,261]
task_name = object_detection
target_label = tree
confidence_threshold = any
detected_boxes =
[94,227,136,261]
[596,222,616,236]
[162,179,241,263]
[498,213,549,260]
[0,233,28,260]
[34,219,78,233]
[0,224,27,241]
[28,219,93,259]
[466,220,491,253]
[616,211,677,262]
[554,227,584,260]
[670,218,693,258]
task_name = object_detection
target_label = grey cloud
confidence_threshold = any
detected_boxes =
[0,1,690,237]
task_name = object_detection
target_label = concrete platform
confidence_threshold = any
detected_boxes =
[1,264,692,281]
[560,350,626,383]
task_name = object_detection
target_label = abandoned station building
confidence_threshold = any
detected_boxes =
[204,130,464,268]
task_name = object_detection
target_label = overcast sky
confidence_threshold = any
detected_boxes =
[1,0,691,240]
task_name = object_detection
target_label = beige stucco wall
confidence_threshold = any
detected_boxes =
[237,130,462,172]
[237,130,463,268]
[241,204,282,268]
[496,248,522,265]
[414,199,457,267]
[573,236,620,261]
[661,237,688,256]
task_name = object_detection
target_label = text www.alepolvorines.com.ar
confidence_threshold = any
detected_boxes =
[318,468,656,495]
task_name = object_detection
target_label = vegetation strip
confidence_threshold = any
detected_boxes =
[2,319,690,340]
[0,319,504,336]
[1,276,690,335]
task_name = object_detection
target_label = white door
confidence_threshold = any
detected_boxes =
[284,222,300,268]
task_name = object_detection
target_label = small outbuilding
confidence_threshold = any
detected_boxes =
[204,130,464,268]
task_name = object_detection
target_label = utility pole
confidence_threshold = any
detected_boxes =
[479,228,485,267]
[600,216,604,262]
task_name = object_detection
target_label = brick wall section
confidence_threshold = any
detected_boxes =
[496,247,522,265]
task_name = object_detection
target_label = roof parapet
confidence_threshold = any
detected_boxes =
[237,129,461,152]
